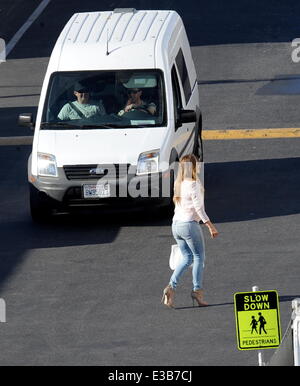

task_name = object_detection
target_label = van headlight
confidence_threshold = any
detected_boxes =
[136,150,159,175]
[37,153,58,177]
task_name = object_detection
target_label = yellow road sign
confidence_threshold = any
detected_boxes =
[234,290,281,350]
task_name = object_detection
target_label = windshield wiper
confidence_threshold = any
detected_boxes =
[81,124,154,129]
[79,124,122,129]
[41,122,75,129]
[41,122,153,130]
[41,122,126,130]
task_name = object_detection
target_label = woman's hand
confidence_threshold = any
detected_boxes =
[124,103,135,112]
[205,221,219,239]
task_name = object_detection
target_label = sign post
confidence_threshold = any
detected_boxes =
[252,286,264,366]
[234,287,281,365]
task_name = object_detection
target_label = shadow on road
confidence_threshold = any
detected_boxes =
[198,75,300,97]
[205,157,300,223]
[0,145,299,291]
[5,0,300,60]
[0,106,37,137]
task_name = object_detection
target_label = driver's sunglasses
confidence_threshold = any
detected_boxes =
[129,89,141,94]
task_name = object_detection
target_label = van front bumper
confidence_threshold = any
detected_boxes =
[30,167,173,209]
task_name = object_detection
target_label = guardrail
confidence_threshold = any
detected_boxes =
[268,298,300,366]
[292,299,300,366]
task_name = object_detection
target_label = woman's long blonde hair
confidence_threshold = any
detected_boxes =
[173,154,203,205]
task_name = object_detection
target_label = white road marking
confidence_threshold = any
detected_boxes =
[5,0,51,56]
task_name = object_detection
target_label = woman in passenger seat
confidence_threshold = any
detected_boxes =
[118,88,156,116]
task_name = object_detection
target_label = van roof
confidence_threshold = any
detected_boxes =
[52,9,181,71]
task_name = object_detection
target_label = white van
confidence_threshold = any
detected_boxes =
[19,8,203,221]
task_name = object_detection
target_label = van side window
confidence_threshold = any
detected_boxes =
[171,65,182,130]
[175,48,191,104]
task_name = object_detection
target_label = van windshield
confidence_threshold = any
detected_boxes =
[41,70,166,129]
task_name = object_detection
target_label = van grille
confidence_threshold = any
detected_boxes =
[63,164,131,180]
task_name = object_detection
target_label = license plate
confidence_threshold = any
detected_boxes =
[83,183,110,198]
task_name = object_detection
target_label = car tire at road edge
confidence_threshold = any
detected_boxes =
[29,183,53,222]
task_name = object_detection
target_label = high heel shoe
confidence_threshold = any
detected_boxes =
[161,284,175,308]
[191,289,208,307]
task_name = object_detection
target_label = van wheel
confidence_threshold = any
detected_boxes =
[29,184,52,222]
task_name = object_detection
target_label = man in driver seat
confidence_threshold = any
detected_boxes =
[118,88,156,116]
[58,81,106,121]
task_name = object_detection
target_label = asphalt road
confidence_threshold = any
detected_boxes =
[0,0,299,366]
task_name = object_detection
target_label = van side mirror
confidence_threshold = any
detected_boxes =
[18,113,34,130]
[179,109,197,124]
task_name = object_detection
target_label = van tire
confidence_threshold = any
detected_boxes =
[29,184,52,222]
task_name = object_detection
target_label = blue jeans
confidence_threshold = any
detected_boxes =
[170,220,206,291]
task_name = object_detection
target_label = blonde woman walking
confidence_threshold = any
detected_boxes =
[162,154,219,308]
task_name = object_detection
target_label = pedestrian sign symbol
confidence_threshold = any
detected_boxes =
[234,290,281,350]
